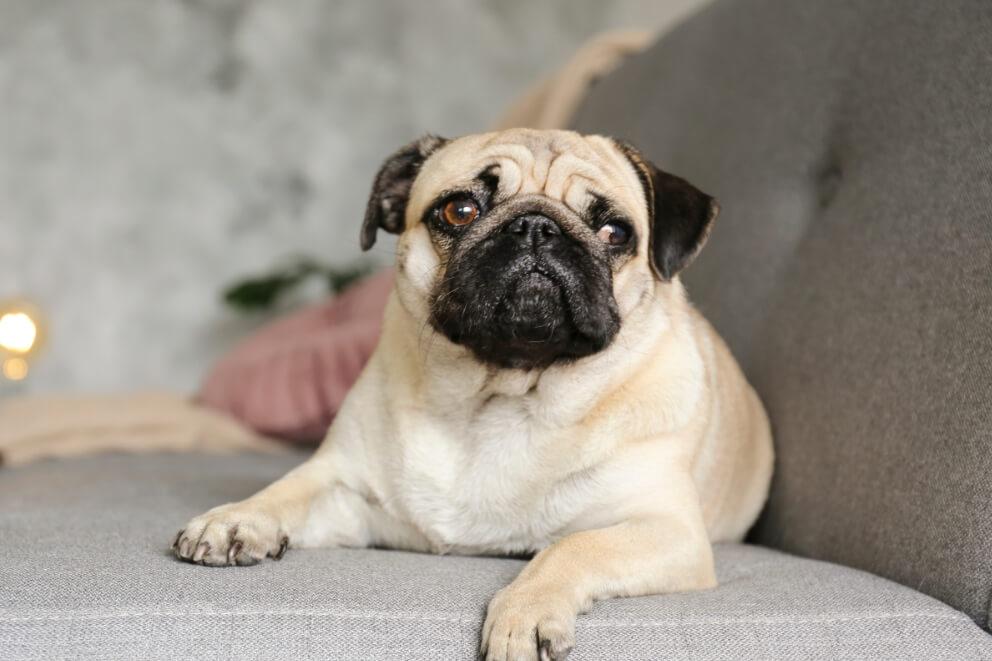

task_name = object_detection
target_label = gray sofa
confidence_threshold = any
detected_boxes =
[2,0,991,658]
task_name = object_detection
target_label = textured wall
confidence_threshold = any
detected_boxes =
[0,0,707,393]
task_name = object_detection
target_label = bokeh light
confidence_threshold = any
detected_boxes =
[0,302,45,383]
[2,357,28,381]
[0,311,38,354]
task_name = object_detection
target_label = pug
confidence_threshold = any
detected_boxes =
[173,129,774,661]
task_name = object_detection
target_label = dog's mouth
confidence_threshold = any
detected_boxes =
[515,266,561,298]
[495,268,569,344]
[430,252,620,370]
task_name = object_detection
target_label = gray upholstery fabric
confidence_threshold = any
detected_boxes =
[572,0,992,628]
[1,453,989,660]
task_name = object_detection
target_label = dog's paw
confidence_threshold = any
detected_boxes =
[172,502,289,567]
[481,585,576,661]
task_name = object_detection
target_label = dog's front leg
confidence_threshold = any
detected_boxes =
[173,450,367,566]
[481,481,715,661]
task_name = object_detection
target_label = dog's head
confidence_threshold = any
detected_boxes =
[361,129,717,370]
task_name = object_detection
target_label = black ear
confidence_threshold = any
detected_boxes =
[361,134,448,251]
[613,140,719,280]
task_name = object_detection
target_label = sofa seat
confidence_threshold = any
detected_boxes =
[1,452,988,660]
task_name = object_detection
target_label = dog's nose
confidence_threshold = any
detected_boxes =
[504,214,561,246]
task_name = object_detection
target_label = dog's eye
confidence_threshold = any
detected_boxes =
[596,222,631,246]
[440,197,480,226]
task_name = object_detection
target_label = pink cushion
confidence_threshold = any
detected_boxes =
[199,270,393,443]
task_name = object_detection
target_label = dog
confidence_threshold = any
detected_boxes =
[173,129,774,661]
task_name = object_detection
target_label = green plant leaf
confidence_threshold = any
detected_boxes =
[222,259,375,312]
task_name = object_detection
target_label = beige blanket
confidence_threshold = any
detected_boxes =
[495,30,653,130]
[0,392,286,467]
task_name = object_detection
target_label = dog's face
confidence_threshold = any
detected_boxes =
[361,129,717,370]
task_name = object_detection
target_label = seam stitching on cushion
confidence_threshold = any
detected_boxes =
[583,612,973,627]
[986,583,992,631]
[0,610,972,626]
[0,610,477,624]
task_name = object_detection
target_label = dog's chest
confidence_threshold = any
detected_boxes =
[390,394,598,553]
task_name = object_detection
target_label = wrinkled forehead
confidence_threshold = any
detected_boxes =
[407,129,647,223]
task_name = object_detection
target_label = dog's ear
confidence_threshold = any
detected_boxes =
[613,139,719,280]
[361,134,449,251]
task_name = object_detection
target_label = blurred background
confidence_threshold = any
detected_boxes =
[0,0,708,394]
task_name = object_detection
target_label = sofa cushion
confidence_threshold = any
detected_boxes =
[0,452,988,660]
[199,270,393,444]
[572,0,992,627]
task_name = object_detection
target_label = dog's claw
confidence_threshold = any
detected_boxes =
[272,536,289,560]
[193,541,210,563]
[539,637,572,661]
[227,540,243,565]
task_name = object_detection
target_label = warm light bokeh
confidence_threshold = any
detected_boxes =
[2,357,29,381]
[0,311,38,354]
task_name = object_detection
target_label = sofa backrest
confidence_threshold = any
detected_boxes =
[573,0,992,627]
